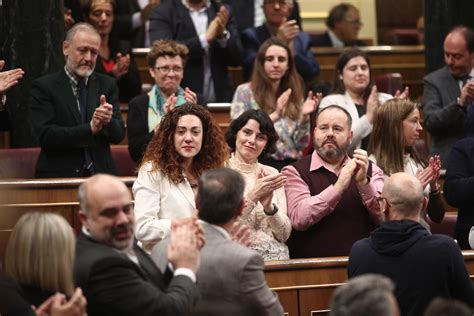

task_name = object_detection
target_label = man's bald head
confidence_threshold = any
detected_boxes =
[78,174,135,251]
[383,173,425,219]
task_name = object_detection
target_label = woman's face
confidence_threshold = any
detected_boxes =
[402,108,422,147]
[340,56,370,94]
[235,119,268,164]
[174,114,203,161]
[88,1,114,36]
[149,55,184,96]
[263,45,289,82]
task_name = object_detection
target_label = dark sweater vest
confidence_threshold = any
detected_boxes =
[287,155,376,258]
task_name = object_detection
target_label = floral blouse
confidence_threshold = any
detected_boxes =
[230,83,310,161]
[227,155,291,260]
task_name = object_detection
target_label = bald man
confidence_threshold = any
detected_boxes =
[348,173,474,316]
[74,174,200,316]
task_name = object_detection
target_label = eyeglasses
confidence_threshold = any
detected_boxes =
[154,66,184,74]
[344,19,362,25]
[263,0,290,6]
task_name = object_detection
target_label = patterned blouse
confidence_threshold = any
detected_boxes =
[230,83,310,161]
[227,155,291,261]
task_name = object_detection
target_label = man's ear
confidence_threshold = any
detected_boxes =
[421,196,428,212]
[63,41,70,58]
[348,130,353,143]
[78,210,88,227]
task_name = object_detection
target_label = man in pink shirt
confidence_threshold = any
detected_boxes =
[282,105,384,258]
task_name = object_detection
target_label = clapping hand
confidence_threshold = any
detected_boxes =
[112,53,131,79]
[230,222,251,247]
[91,95,113,134]
[394,86,409,99]
[0,60,24,94]
[366,85,380,123]
[301,91,322,119]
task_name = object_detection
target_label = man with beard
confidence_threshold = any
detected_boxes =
[30,23,125,178]
[74,174,200,316]
[282,105,384,258]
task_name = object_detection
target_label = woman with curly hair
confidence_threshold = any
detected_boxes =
[226,109,291,260]
[133,103,228,250]
[231,37,320,171]
[368,99,445,229]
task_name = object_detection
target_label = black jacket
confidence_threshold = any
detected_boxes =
[349,220,474,316]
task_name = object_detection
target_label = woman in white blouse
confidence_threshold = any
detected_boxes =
[133,103,228,250]
[319,48,408,151]
[226,109,291,260]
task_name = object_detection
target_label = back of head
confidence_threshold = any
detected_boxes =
[330,274,398,316]
[5,212,75,296]
[384,172,424,218]
[423,297,472,316]
[197,168,245,225]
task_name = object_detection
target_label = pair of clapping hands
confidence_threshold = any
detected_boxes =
[33,288,87,316]
[271,89,322,122]
[334,149,371,194]
[248,169,287,214]
[416,155,441,191]
[154,88,197,132]
[168,213,255,271]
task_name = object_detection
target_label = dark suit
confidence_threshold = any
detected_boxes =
[222,0,302,32]
[310,31,366,48]
[94,35,142,102]
[148,0,243,103]
[114,0,145,48]
[422,66,468,164]
[241,24,319,82]
[74,232,199,316]
[30,70,125,178]
[152,221,283,316]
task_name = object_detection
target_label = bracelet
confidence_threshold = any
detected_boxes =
[263,203,279,216]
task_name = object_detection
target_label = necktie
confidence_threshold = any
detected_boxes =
[77,79,94,175]
[461,75,472,87]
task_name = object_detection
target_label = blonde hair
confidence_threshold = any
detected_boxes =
[4,212,75,296]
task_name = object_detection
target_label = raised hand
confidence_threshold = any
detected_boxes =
[277,18,299,46]
[248,170,287,206]
[230,222,251,247]
[206,5,229,42]
[163,93,177,113]
[301,91,322,116]
[394,86,409,99]
[334,158,357,194]
[352,149,369,186]
[112,53,130,79]
[168,223,200,272]
[271,88,292,121]
[184,87,198,104]
[365,85,380,123]
[0,60,24,94]
[91,95,113,134]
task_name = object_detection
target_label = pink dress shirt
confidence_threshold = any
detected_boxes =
[282,151,384,231]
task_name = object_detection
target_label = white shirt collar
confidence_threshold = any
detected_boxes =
[328,29,345,48]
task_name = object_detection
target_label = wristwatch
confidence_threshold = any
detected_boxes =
[264,203,279,216]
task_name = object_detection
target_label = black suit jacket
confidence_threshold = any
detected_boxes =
[74,232,199,316]
[114,0,145,48]
[30,70,125,178]
[148,0,243,102]
[310,31,366,48]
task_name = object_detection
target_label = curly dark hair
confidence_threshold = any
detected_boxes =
[141,103,229,184]
[225,109,278,158]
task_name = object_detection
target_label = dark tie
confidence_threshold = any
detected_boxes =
[77,79,94,175]
[461,75,472,87]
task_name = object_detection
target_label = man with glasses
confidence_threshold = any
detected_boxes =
[311,3,365,48]
[241,0,319,82]
[148,0,242,103]
[349,172,474,316]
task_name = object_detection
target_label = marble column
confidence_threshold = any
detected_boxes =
[1,0,65,147]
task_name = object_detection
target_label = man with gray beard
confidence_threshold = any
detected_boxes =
[282,105,384,258]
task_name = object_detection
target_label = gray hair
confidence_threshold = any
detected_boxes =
[197,168,245,225]
[65,22,100,42]
[78,180,90,214]
[330,274,396,316]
